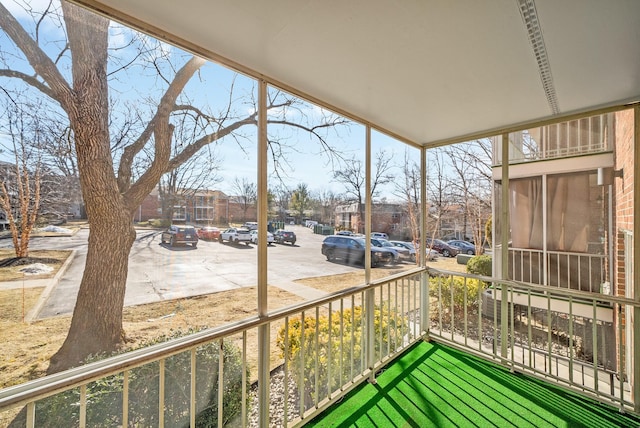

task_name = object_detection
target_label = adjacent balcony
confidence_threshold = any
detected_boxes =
[494,114,614,165]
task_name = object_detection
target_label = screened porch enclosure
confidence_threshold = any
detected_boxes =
[1,104,638,427]
[1,0,640,427]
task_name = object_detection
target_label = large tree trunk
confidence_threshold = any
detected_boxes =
[48,3,129,372]
[49,214,136,370]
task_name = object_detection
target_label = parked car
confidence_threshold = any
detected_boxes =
[391,241,439,261]
[242,221,258,230]
[161,225,198,248]
[371,232,389,240]
[321,235,395,267]
[336,230,354,236]
[219,227,252,245]
[423,238,458,257]
[447,239,476,255]
[197,226,220,241]
[392,241,439,261]
[371,238,406,263]
[274,229,297,245]
[250,229,274,245]
[389,240,417,262]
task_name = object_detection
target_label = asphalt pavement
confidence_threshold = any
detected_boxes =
[0,225,358,319]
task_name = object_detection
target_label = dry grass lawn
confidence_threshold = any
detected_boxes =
[0,249,72,281]
[0,286,306,390]
[0,250,468,426]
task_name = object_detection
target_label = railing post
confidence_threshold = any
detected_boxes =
[500,132,510,359]
[365,288,376,381]
[421,271,429,339]
[26,402,35,428]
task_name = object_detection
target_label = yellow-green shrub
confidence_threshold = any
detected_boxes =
[429,275,485,313]
[277,304,408,403]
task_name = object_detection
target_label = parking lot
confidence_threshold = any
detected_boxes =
[17,225,378,318]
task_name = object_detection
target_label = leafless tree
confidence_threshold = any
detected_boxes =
[425,148,455,239]
[0,100,42,257]
[333,149,394,233]
[314,188,344,225]
[31,110,84,218]
[440,139,492,251]
[393,150,421,254]
[0,1,348,370]
[158,144,222,224]
[270,184,292,222]
[230,176,257,222]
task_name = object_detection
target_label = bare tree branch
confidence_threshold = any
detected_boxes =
[118,55,206,204]
[0,2,72,106]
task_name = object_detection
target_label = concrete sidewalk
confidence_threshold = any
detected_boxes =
[0,277,53,290]
[0,250,76,322]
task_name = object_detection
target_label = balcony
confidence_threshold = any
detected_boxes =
[308,341,639,427]
[2,267,639,426]
[494,114,614,166]
[508,247,607,294]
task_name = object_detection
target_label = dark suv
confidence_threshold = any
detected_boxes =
[321,235,395,267]
[274,229,296,245]
[161,225,199,248]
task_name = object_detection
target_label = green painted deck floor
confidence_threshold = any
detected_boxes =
[306,341,640,428]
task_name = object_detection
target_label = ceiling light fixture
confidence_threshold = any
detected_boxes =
[517,0,559,115]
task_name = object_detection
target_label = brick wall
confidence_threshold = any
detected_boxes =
[614,109,635,297]
[613,108,635,379]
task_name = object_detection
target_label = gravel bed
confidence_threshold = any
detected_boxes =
[248,366,300,427]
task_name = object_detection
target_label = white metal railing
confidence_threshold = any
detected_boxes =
[509,247,607,294]
[2,265,637,425]
[540,115,609,160]
[0,269,426,427]
[427,267,635,413]
[494,114,613,165]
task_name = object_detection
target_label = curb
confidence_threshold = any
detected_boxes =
[25,249,77,322]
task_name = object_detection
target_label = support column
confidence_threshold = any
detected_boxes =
[420,146,429,337]
[365,126,375,382]
[633,105,640,412]
[257,79,270,427]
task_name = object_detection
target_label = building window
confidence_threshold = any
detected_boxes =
[173,206,186,220]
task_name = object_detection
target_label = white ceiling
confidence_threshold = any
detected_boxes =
[75,0,640,146]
